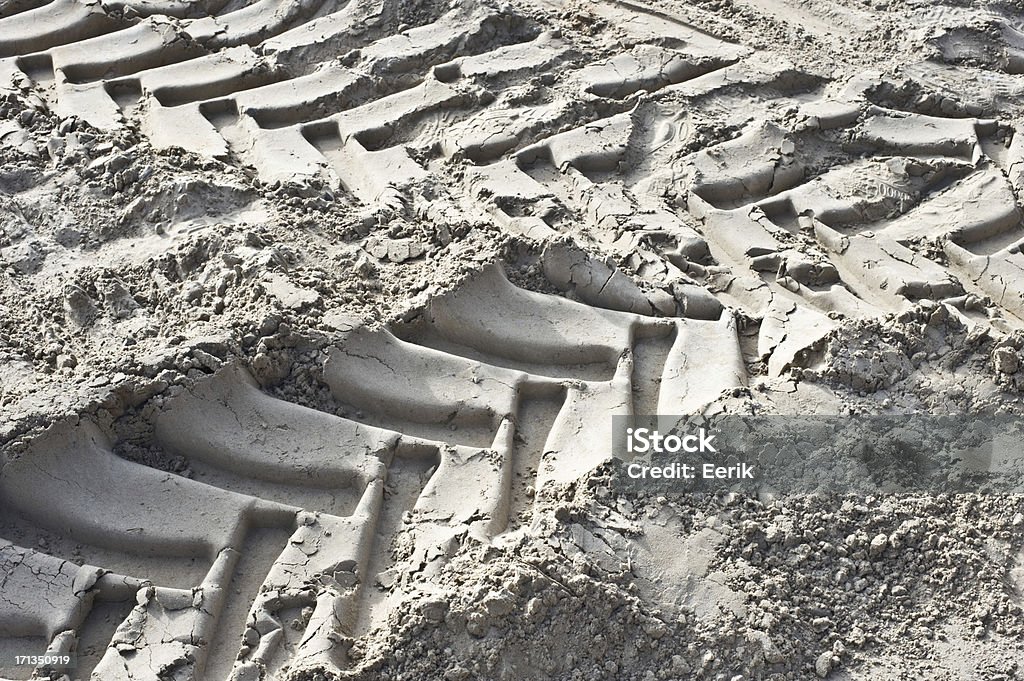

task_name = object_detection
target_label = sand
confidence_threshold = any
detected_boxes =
[2,0,1024,678]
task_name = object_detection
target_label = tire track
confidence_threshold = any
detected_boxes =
[0,264,743,679]
[5,0,1024,676]
[3,0,1022,342]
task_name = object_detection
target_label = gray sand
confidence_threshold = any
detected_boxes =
[2,0,1024,678]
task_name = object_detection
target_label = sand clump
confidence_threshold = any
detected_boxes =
[319,478,1024,681]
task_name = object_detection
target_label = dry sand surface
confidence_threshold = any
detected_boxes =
[3,0,1024,678]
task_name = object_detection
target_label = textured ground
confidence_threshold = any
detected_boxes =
[3,0,1024,679]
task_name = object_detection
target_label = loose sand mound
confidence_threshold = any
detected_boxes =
[2,0,1024,679]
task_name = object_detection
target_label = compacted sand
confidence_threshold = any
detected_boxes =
[3,0,1024,679]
